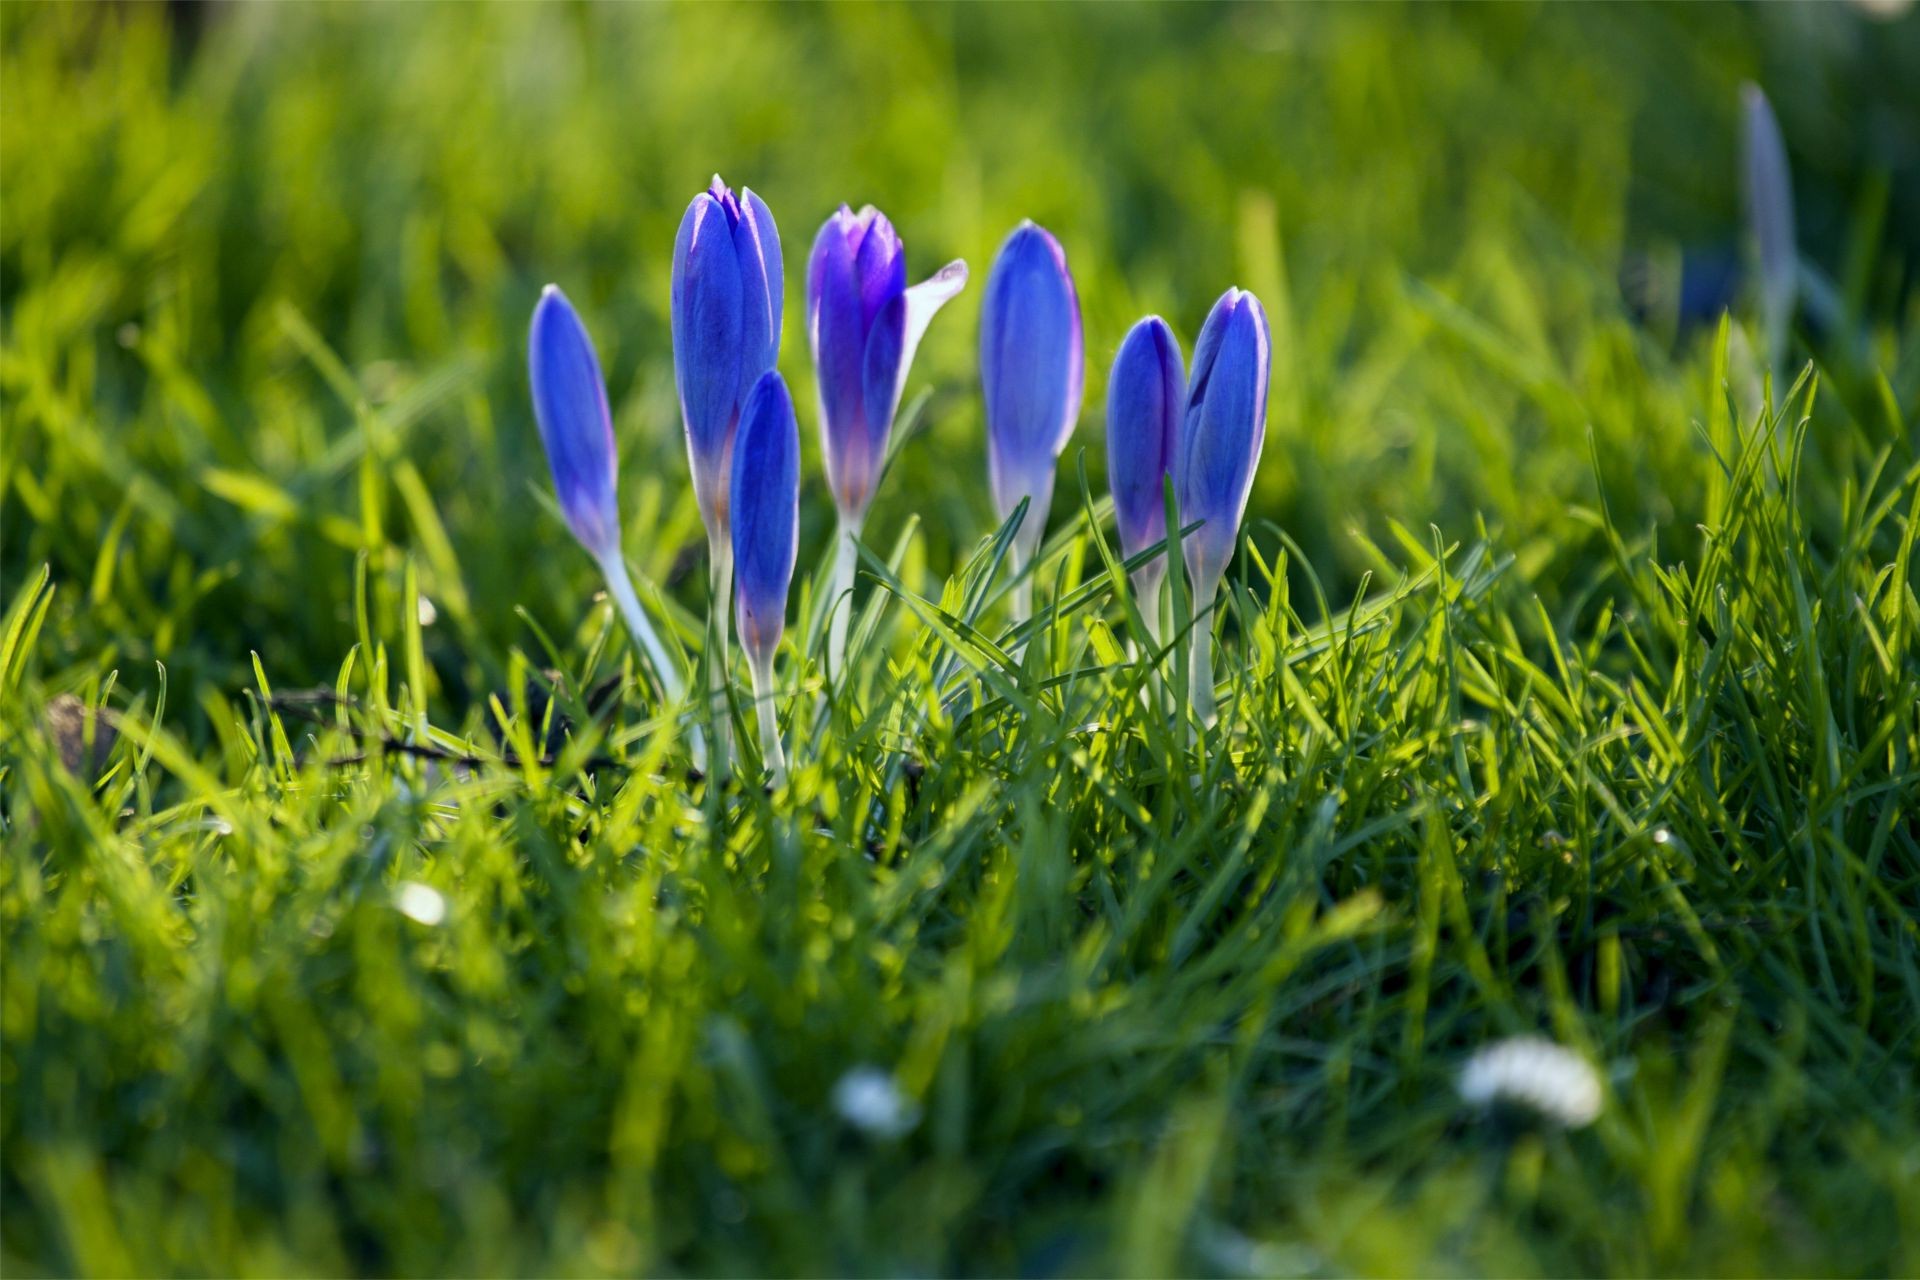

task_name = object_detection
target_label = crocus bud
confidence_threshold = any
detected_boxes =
[1740,84,1795,374]
[672,175,784,538]
[980,221,1082,575]
[730,371,800,784]
[809,205,968,524]
[528,285,689,734]
[1175,287,1270,599]
[1106,316,1185,588]
[730,371,800,673]
[528,285,621,558]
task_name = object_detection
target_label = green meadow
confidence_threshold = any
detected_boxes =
[4,3,1918,1275]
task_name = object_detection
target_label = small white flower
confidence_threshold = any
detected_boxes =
[393,881,447,927]
[1458,1036,1602,1128]
[416,594,438,627]
[832,1066,919,1139]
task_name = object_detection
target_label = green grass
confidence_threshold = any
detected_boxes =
[4,4,1919,1275]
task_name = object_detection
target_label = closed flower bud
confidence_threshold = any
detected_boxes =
[672,175,783,537]
[730,372,800,671]
[1106,315,1185,594]
[730,371,800,784]
[1740,83,1796,373]
[1175,287,1270,599]
[528,285,621,558]
[809,205,967,524]
[980,221,1082,594]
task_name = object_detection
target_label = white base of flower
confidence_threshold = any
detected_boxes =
[706,540,734,777]
[826,516,860,682]
[748,646,786,788]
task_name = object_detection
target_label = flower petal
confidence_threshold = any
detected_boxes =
[857,290,907,511]
[895,259,968,411]
[673,191,746,517]
[809,210,869,514]
[738,186,785,380]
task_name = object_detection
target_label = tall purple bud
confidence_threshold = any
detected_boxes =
[1174,287,1270,726]
[729,371,800,785]
[1105,315,1185,640]
[808,204,967,674]
[670,175,782,771]
[527,286,689,734]
[980,220,1082,619]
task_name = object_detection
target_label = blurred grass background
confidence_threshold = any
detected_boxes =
[5,2,1915,712]
[4,3,1920,1276]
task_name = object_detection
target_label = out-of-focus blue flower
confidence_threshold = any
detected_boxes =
[528,285,620,558]
[672,175,783,535]
[1740,83,1796,373]
[729,371,800,667]
[1106,316,1185,571]
[809,205,967,524]
[1175,287,1270,595]
[980,221,1082,550]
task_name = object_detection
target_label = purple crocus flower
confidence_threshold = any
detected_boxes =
[1741,84,1796,376]
[1106,315,1185,636]
[980,220,1082,619]
[671,175,784,537]
[809,205,968,524]
[527,285,688,728]
[729,371,800,784]
[808,205,967,675]
[1174,286,1270,725]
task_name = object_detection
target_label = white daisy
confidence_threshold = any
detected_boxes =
[1458,1036,1603,1127]
[393,881,448,927]
[832,1066,920,1139]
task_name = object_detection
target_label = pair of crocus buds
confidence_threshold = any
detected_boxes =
[528,280,799,783]
[1106,288,1271,725]
[808,205,968,675]
[671,177,785,769]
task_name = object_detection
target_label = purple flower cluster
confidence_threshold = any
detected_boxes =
[526,176,1272,770]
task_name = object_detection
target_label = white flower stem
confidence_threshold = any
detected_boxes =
[1189,624,1216,729]
[1187,564,1222,743]
[1008,487,1050,635]
[1012,562,1034,626]
[1132,565,1166,716]
[598,549,704,772]
[826,515,861,681]
[748,646,786,788]
[707,537,734,776]
[1132,567,1164,652]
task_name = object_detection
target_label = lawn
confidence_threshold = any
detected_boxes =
[3,3,1918,1275]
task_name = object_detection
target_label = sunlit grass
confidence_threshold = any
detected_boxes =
[4,4,1918,1275]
